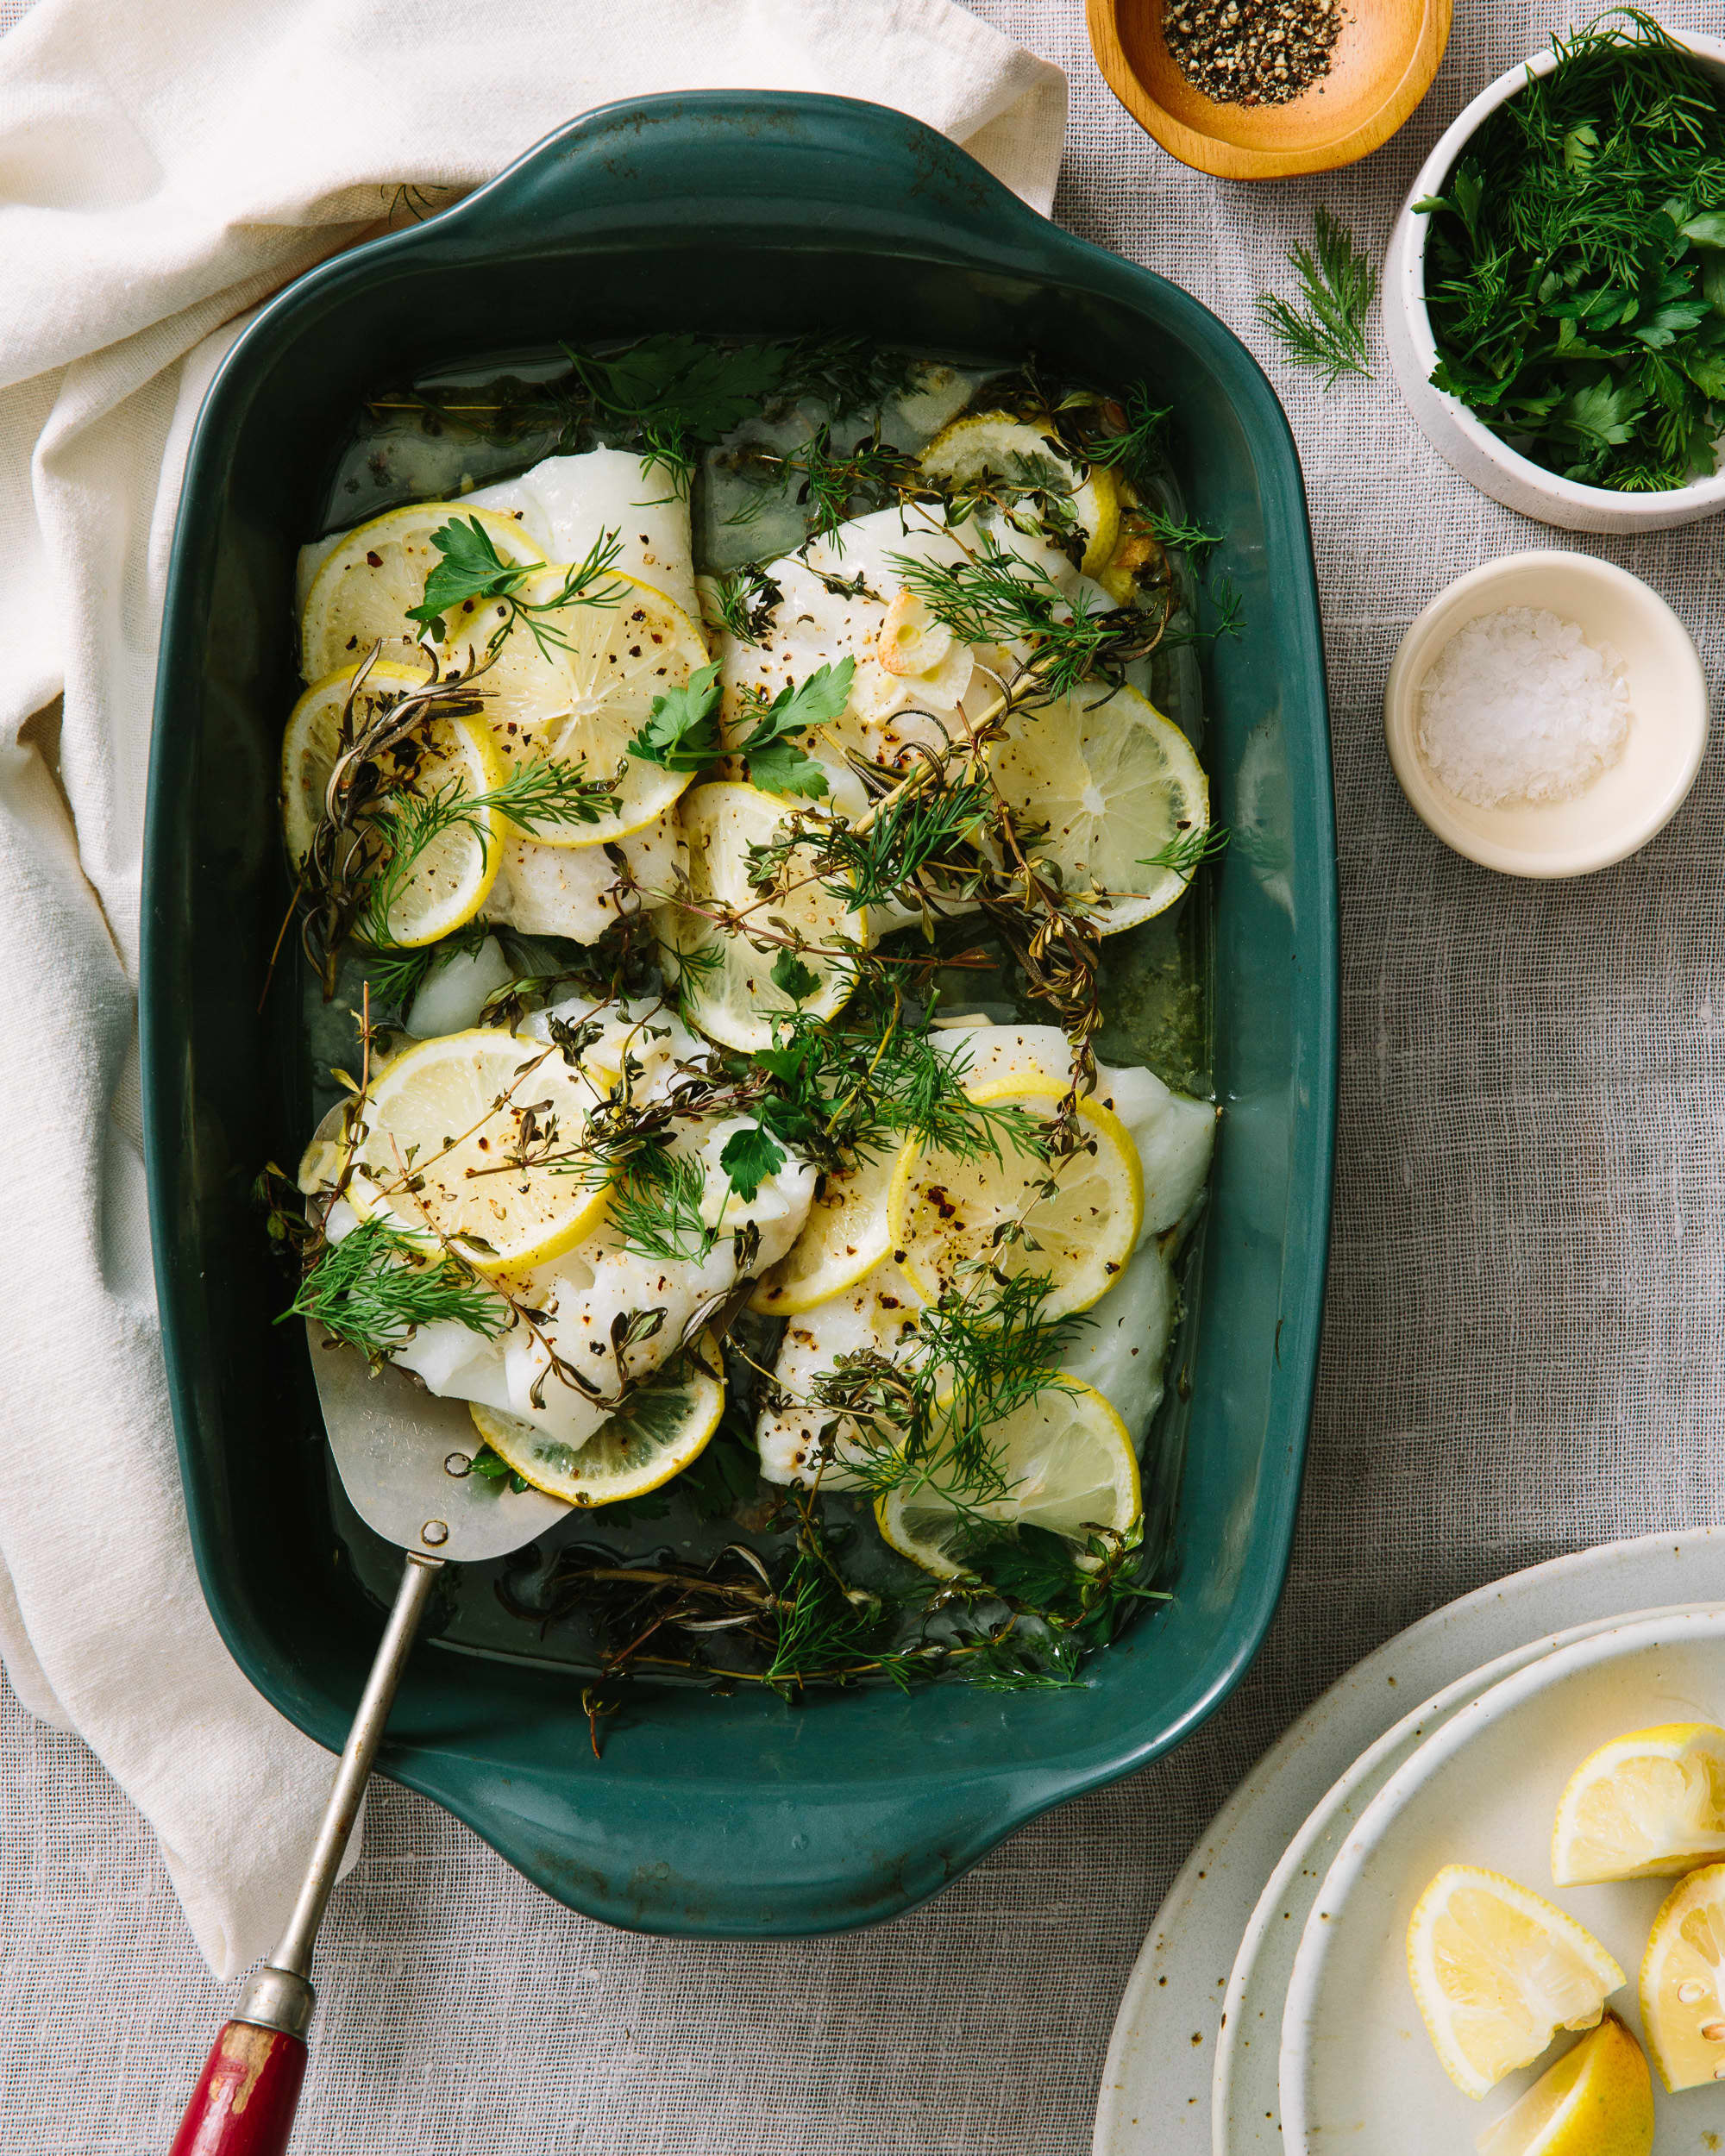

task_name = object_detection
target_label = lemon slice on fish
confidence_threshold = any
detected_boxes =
[875,1380,1139,1580]
[433,567,706,842]
[750,1144,906,1315]
[662,780,869,1055]
[344,1028,614,1272]
[990,680,1211,934]
[468,1344,724,1506]
[299,503,543,682]
[280,661,506,946]
[919,411,1121,576]
[887,1075,1142,1321]
[1406,1864,1623,2098]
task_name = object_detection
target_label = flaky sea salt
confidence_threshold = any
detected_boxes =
[1417,605,1632,808]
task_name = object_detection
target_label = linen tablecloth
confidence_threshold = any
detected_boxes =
[3,1,1722,2147]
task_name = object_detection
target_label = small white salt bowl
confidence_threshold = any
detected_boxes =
[1383,551,1709,879]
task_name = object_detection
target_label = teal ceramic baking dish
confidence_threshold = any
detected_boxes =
[141,93,1336,1936]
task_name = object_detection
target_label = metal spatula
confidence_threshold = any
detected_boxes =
[168,1326,568,2154]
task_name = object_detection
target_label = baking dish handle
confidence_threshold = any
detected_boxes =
[436,91,1055,259]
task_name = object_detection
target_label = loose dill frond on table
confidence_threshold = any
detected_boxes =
[1256,207,1377,385]
[1416,12,1725,489]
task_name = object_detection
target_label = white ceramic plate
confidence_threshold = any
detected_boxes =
[1211,1602,1722,2156]
[1090,1526,1725,2156]
[1281,1608,1725,2154]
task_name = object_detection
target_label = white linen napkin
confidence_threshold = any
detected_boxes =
[0,0,1064,1979]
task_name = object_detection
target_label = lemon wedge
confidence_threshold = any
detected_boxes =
[1640,1858,1725,2089]
[990,680,1212,934]
[1552,1723,1725,1884]
[1474,2015,1653,2156]
[750,1144,906,1316]
[468,1344,724,1507]
[280,661,507,947]
[887,1074,1142,1320]
[875,1380,1139,1579]
[345,1029,614,1272]
[434,567,706,841]
[919,411,1120,576]
[662,780,868,1054]
[1407,1864,1624,2098]
[299,503,543,682]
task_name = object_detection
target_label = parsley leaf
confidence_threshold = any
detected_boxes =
[405,516,527,638]
[769,950,821,1004]
[719,1124,787,1202]
[738,657,854,799]
[628,661,723,772]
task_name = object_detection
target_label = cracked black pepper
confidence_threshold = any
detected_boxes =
[1164,0,1345,109]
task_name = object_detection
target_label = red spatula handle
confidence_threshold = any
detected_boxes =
[167,2018,305,2155]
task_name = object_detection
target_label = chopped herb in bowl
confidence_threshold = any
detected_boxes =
[1415,11,1725,493]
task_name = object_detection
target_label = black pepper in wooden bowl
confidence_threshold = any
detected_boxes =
[1164,0,1346,108]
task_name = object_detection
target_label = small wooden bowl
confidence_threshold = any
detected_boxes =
[1087,0,1453,180]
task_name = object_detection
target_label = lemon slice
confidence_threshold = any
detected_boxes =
[1475,2015,1654,2156]
[1407,1864,1624,2098]
[991,680,1211,934]
[750,1144,906,1315]
[468,1344,724,1506]
[919,411,1121,575]
[875,1380,1138,1580]
[299,504,543,682]
[280,661,507,946]
[434,567,706,842]
[887,1075,1142,1320]
[662,780,868,1054]
[1552,1723,1725,1885]
[1640,1859,1725,2089]
[345,1029,613,1272]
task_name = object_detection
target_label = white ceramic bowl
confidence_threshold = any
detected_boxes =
[1384,34,1725,533]
[1384,550,1709,877]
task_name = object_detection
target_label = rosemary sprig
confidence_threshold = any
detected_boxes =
[1256,208,1377,384]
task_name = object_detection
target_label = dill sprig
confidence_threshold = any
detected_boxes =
[1139,824,1231,878]
[283,1215,511,1363]
[607,1145,720,1266]
[358,755,624,950]
[748,771,994,913]
[1256,208,1377,385]
[809,1269,1085,1504]
[709,565,782,646]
